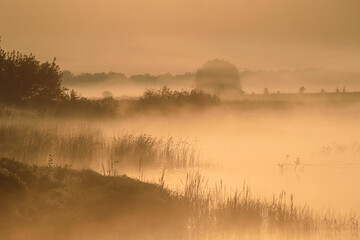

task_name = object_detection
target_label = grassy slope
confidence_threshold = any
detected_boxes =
[0,158,186,240]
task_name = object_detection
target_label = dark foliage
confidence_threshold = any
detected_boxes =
[0,43,118,117]
[62,70,195,87]
[62,70,126,86]
[56,92,119,117]
[0,46,65,106]
[133,86,220,113]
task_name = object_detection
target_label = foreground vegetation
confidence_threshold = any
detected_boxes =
[0,158,358,240]
[0,158,186,240]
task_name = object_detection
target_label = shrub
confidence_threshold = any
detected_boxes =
[134,86,220,113]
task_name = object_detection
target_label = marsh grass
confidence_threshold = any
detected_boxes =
[0,121,200,171]
[177,172,359,239]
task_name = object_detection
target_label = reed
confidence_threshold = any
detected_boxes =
[0,120,200,170]
[178,173,359,239]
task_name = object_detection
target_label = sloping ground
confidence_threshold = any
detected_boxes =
[1,158,358,240]
[0,158,187,240]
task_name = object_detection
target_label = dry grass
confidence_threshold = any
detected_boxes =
[0,120,200,171]
[177,172,359,239]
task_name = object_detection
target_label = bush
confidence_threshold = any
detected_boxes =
[134,86,220,113]
[55,94,119,117]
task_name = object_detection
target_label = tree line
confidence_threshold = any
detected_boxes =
[0,42,117,116]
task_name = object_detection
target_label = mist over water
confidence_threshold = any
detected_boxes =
[1,0,360,239]
[110,104,360,214]
[1,76,360,239]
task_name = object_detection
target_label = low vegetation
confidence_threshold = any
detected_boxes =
[132,86,220,113]
[181,173,359,239]
[0,159,358,240]
[0,158,187,240]
[0,120,200,170]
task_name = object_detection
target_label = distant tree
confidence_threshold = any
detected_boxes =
[264,88,269,95]
[342,86,346,93]
[61,70,127,86]
[195,59,241,93]
[320,88,326,94]
[299,86,305,94]
[335,87,340,93]
[102,91,113,98]
[130,73,157,84]
[62,70,74,80]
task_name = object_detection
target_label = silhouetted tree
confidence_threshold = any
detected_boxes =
[0,43,65,106]
[62,70,126,86]
[195,59,241,93]
[102,91,113,98]
[0,40,119,117]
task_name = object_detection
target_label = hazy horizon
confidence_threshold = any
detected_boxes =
[1,0,359,75]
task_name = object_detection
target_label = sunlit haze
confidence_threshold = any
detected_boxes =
[1,0,360,74]
[1,1,360,240]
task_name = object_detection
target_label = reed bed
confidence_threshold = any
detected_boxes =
[177,172,359,240]
[0,120,200,170]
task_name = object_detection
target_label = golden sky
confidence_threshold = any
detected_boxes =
[1,0,359,74]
